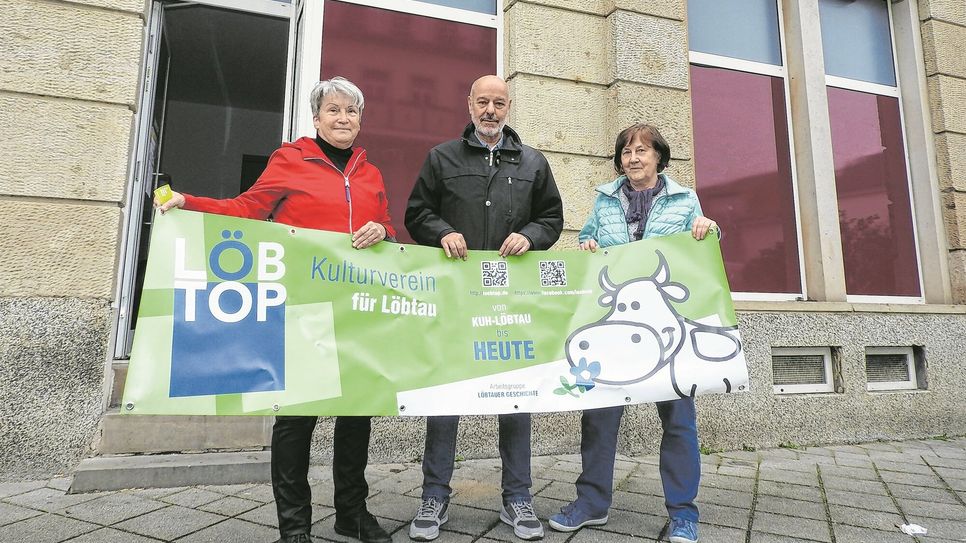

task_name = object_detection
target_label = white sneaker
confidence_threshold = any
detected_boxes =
[500,500,544,540]
[409,497,448,541]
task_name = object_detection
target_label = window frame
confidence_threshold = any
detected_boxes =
[688,0,950,305]
[688,0,807,302]
[288,0,503,140]
[821,2,925,304]
[771,346,835,395]
[865,346,917,392]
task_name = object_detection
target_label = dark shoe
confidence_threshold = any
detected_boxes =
[274,534,311,543]
[334,510,391,543]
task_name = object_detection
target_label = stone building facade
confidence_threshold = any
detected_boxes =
[1,0,965,478]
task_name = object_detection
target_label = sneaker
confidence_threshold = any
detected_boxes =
[409,497,448,541]
[548,502,608,532]
[669,517,698,543]
[500,500,544,540]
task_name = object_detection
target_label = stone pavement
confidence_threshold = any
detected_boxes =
[2,437,966,542]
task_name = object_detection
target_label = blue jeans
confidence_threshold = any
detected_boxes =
[574,398,700,522]
[421,413,533,503]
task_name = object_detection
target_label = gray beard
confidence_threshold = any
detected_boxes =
[474,119,505,140]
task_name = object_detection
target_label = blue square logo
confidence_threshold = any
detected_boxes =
[170,282,285,397]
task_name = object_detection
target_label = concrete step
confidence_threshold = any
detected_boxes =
[69,451,271,493]
[98,411,273,454]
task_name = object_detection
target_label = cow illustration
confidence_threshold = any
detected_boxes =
[565,250,742,398]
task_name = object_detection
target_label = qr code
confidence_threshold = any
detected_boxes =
[539,260,567,287]
[481,260,509,287]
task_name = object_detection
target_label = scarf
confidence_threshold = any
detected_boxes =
[621,175,665,241]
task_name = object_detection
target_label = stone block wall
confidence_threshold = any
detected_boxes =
[0,0,144,478]
[505,0,692,247]
[489,0,966,462]
[306,309,966,465]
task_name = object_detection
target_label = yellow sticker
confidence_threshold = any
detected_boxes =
[154,184,173,204]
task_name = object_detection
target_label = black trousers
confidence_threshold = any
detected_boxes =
[271,415,372,536]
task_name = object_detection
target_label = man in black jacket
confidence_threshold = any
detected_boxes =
[405,75,564,541]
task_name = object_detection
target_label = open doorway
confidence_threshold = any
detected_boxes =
[114,1,290,375]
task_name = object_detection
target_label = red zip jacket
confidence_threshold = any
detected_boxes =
[183,137,395,237]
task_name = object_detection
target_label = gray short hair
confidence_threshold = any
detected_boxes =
[310,76,365,118]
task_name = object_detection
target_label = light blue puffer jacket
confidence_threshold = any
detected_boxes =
[578,174,704,248]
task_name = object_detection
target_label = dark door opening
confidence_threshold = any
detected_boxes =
[118,1,289,367]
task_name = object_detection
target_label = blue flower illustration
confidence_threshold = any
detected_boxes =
[569,358,601,391]
[554,358,603,397]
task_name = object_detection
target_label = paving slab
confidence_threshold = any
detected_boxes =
[923,455,966,470]
[610,489,668,517]
[160,487,226,508]
[748,531,819,542]
[696,502,751,530]
[0,500,44,526]
[875,459,936,475]
[234,483,276,504]
[879,470,946,488]
[754,496,827,521]
[932,465,966,481]
[533,480,577,503]
[700,472,757,493]
[908,516,966,540]
[584,508,666,539]
[60,491,168,525]
[694,523,745,543]
[751,511,832,542]
[897,498,966,520]
[757,459,818,474]
[828,502,905,531]
[694,485,754,509]
[618,475,666,497]
[757,480,823,502]
[112,505,226,540]
[0,513,101,543]
[0,480,47,499]
[759,467,818,487]
[820,475,887,495]
[817,464,878,482]
[175,517,283,542]
[568,528,657,542]
[887,481,961,504]
[3,486,102,513]
[716,464,759,478]
[236,501,334,529]
[68,526,162,542]
[365,490,422,522]
[832,454,875,469]
[831,523,914,543]
[196,495,263,517]
[823,487,898,513]
[3,438,966,542]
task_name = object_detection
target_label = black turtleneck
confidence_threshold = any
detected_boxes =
[315,135,354,173]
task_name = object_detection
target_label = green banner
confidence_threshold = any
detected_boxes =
[123,210,748,416]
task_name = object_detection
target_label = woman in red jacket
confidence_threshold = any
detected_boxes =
[156,77,393,543]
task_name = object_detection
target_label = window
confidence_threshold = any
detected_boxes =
[688,0,803,298]
[289,0,500,242]
[865,346,921,391]
[820,0,921,299]
[688,0,930,303]
[772,347,836,394]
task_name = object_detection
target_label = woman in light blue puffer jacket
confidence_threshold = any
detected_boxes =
[549,124,717,543]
